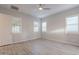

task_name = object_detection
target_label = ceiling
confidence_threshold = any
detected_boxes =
[0,4,78,18]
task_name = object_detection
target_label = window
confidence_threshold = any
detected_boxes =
[34,21,39,32]
[66,16,78,32]
[42,22,47,32]
[12,17,22,33]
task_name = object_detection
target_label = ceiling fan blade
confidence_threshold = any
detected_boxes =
[43,8,50,10]
[11,5,19,10]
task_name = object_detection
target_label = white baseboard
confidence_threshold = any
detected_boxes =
[45,38,79,47]
[0,38,40,47]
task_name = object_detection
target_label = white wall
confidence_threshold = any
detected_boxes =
[43,6,79,46]
[12,16,41,43]
[0,14,12,46]
[0,8,41,46]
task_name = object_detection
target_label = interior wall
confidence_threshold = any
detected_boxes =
[0,14,12,46]
[43,6,79,46]
[0,8,41,46]
[12,16,41,43]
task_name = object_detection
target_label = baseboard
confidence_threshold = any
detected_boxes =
[45,38,79,47]
[0,38,40,47]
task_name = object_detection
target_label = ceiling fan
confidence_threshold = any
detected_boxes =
[10,4,50,11]
[38,4,50,11]
[11,5,19,11]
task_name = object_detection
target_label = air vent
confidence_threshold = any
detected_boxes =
[11,5,19,10]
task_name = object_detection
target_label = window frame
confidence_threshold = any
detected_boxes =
[42,22,47,32]
[65,16,79,34]
[12,17,22,33]
[33,21,39,32]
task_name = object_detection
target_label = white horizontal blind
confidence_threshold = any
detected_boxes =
[12,17,22,33]
[34,21,39,32]
[66,16,78,32]
[42,22,47,32]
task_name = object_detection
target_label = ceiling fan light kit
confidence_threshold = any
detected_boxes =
[38,7,43,10]
[38,4,50,11]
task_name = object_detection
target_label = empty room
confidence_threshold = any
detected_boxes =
[0,4,79,55]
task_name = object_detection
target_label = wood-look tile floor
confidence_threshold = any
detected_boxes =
[0,39,79,55]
